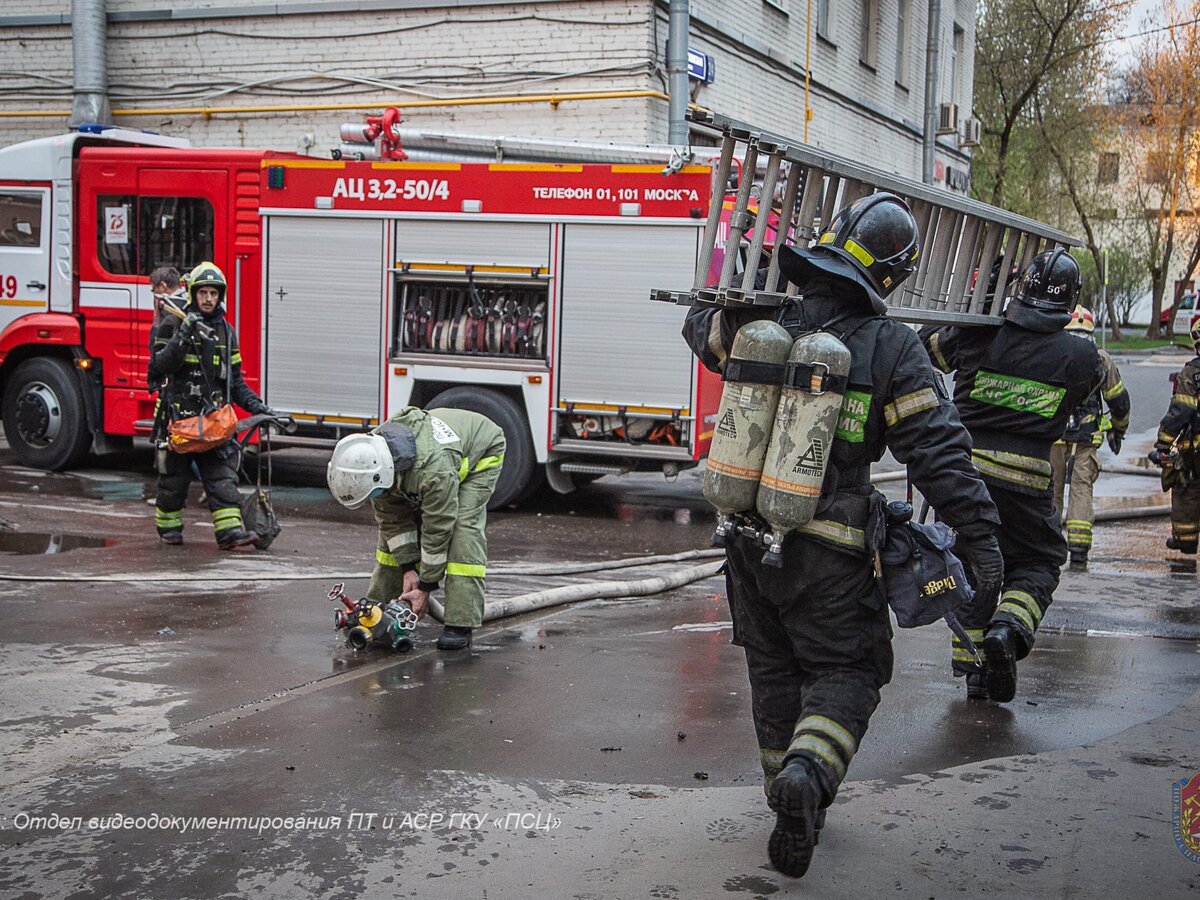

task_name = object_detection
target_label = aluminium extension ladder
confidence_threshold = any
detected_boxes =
[652,109,1080,326]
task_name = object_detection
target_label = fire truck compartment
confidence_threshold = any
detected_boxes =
[263,216,384,420]
[555,222,698,421]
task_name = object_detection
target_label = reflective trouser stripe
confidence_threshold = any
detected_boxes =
[1065,519,1093,548]
[760,747,788,790]
[376,549,400,567]
[787,715,858,782]
[760,747,787,776]
[156,508,183,529]
[446,562,486,578]
[212,507,243,532]
[995,589,1042,634]
[951,627,985,668]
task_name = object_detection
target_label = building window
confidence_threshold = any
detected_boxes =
[860,0,880,68]
[0,191,42,247]
[951,24,965,108]
[97,195,214,276]
[764,0,788,13]
[1098,151,1120,184]
[816,0,833,43]
[895,0,910,86]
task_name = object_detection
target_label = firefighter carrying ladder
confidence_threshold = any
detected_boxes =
[652,110,1080,326]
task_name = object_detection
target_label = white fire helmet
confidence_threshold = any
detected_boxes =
[327,433,394,508]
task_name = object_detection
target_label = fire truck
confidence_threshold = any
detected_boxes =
[0,121,724,507]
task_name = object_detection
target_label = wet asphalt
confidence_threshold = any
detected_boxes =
[1,350,1198,897]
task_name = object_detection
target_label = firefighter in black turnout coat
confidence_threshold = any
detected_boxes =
[149,262,273,548]
[683,193,1002,879]
[921,249,1105,703]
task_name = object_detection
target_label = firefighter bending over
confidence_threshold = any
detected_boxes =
[921,250,1105,702]
[683,193,1002,879]
[149,262,276,549]
[327,407,505,651]
[1050,304,1131,569]
[1153,318,1200,555]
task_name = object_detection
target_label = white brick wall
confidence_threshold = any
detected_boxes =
[0,0,975,188]
[684,0,975,184]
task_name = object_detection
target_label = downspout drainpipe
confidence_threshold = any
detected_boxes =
[667,0,690,144]
[70,0,111,128]
[922,0,941,183]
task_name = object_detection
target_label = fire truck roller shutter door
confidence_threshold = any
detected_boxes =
[2,357,93,469]
[426,386,536,509]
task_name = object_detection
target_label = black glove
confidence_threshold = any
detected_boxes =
[262,408,296,432]
[176,313,201,340]
[1107,432,1123,456]
[957,533,1004,606]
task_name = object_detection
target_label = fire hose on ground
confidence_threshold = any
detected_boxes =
[0,548,727,583]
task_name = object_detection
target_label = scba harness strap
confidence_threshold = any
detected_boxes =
[721,358,850,395]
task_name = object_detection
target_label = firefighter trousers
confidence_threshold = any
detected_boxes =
[725,535,892,805]
[954,482,1065,670]
[1050,442,1100,550]
[154,441,245,543]
[1171,479,1200,546]
[440,464,502,628]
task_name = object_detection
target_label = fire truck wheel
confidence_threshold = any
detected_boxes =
[2,357,93,470]
[426,386,534,510]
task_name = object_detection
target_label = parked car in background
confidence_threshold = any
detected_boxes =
[1160,291,1199,334]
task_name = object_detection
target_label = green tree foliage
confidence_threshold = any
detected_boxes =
[1119,0,1200,337]
[974,0,1129,335]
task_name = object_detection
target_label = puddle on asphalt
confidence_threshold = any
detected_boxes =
[0,532,114,555]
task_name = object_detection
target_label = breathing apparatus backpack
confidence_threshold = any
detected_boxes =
[702,314,860,566]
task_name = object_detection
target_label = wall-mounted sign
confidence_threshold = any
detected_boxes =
[687,48,716,84]
[934,161,971,193]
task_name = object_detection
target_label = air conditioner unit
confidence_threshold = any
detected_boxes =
[960,116,981,148]
[937,102,958,135]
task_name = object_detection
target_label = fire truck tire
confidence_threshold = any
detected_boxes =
[2,357,93,470]
[426,386,534,510]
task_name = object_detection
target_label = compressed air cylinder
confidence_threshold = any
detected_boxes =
[756,331,852,566]
[702,320,794,545]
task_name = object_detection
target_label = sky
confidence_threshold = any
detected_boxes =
[1107,0,1170,70]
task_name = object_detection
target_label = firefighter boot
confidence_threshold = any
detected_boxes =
[1166,537,1198,554]
[1068,545,1088,570]
[436,625,473,651]
[217,527,259,551]
[982,624,1019,703]
[159,529,184,546]
[965,671,988,700]
[766,757,824,878]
